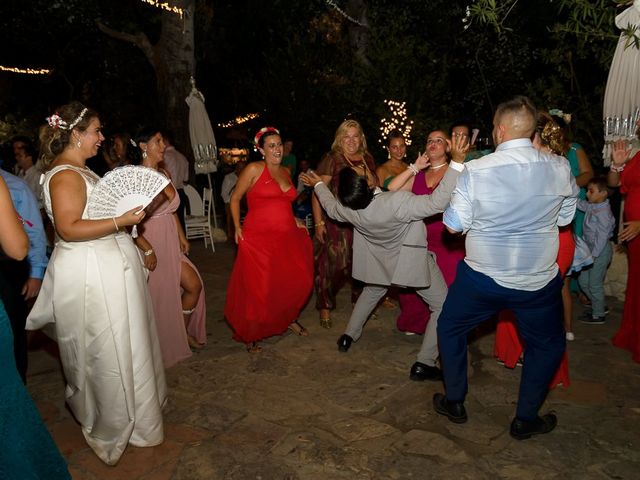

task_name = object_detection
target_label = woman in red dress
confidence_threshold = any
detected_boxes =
[610,125,640,363]
[224,127,313,352]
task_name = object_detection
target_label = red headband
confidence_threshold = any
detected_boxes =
[254,127,280,147]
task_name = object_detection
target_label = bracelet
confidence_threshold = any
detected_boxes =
[610,163,625,173]
[143,248,154,257]
[407,163,420,176]
[315,220,325,227]
[112,217,119,232]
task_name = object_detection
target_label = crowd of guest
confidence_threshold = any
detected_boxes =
[0,95,638,473]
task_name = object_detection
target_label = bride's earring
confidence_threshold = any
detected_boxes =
[142,149,148,159]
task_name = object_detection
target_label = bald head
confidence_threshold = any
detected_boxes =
[492,96,537,145]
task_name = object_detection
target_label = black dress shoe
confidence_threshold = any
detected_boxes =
[337,334,353,352]
[510,413,557,440]
[433,393,468,424]
[409,362,443,382]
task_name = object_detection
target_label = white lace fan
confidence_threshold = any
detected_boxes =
[87,165,170,219]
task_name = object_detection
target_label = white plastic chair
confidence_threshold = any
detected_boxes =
[184,184,215,251]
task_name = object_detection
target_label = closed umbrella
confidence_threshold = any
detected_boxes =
[185,77,222,233]
[602,0,640,164]
[186,77,218,175]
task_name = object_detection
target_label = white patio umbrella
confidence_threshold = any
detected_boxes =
[185,77,221,230]
[186,77,218,176]
[602,0,640,164]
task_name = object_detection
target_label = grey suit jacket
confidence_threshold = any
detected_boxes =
[314,166,462,288]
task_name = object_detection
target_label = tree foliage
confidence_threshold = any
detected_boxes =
[0,0,629,166]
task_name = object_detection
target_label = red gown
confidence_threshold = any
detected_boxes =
[493,226,574,388]
[224,166,313,343]
[612,153,640,362]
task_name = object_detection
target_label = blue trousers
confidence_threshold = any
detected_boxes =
[578,241,613,318]
[438,262,565,421]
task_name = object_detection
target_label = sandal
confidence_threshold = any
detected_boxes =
[319,309,332,329]
[320,317,332,329]
[246,342,262,353]
[188,335,205,350]
[288,321,309,337]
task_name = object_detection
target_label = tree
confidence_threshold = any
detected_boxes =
[97,0,196,152]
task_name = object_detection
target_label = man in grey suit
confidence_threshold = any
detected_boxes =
[301,137,467,380]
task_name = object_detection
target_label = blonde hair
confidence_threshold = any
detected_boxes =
[39,101,98,169]
[331,119,368,156]
[537,112,565,156]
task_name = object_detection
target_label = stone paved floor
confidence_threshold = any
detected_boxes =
[26,241,640,479]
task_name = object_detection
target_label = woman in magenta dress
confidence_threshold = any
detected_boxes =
[133,128,206,368]
[387,129,465,334]
[610,127,640,363]
[224,127,313,353]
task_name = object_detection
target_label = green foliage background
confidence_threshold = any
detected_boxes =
[0,0,631,166]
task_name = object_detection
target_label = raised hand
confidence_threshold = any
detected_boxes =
[612,139,632,166]
[300,170,322,187]
[450,134,470,163]
[414,151,430,170]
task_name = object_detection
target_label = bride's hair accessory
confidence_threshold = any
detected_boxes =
[254,126,280,147]
[130,138,138,148]
[46,113,68,129]
[46,108,88,130]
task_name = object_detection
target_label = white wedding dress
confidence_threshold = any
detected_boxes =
[27,165,167,465]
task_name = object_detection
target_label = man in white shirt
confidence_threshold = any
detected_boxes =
[433,96,578,440]
[160,131,190,230]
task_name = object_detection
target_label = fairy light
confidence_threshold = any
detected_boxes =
[0,65,51,75]
[217,112,260,128]
[378,99,413,146]
[325,0,367,27]
[139,0,184,17]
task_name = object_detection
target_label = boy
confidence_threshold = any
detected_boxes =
[578,176,616,324]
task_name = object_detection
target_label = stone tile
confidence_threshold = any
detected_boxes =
[70,439,184,480]
[48,417,90,457]
[164,422,213,444]
[547,380,608,406]
[394,429,470,463]
[331,416,400,442]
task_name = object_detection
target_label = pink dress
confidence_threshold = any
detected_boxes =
[141,182,206,368]
[396,169,465,333]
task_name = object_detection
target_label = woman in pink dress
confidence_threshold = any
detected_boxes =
[387,129,465,334]
[133,127,206,368]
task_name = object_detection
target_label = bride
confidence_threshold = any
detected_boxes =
[27,101,167,465]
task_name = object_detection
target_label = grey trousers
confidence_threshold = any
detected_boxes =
[344,253,448,367]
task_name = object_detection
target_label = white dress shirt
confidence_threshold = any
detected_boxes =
[444,138,578,291]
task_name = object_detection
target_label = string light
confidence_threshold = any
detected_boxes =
[378,99,413,146]
[139,0,184,17]
[217,112,260,128]
[325,0,367,27]
[0,65,51,75]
